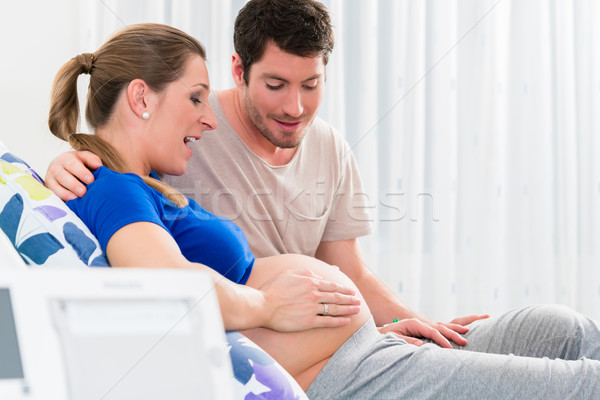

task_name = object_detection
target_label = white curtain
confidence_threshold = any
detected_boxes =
[83,0,600,321]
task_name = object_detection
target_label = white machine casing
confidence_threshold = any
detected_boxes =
[0,268,234,400]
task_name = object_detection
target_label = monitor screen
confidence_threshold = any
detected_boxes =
[0,288,24,380]
[52,298,213,399]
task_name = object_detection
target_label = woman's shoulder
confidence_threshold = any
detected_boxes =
[73,167,161,215]
[92,166,142,182]
[90,166,149,195]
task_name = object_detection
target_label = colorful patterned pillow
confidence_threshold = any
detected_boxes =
[226,331,308,399]
[0,143,108,267]
[0,224,26,268]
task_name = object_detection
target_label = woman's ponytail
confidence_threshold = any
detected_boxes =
[48,53,95,142]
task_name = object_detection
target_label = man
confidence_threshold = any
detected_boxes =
[47,0,482,348]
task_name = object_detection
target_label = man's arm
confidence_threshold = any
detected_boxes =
[315,238,488,348]
[45,151,102,200]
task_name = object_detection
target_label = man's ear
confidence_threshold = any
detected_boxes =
[231,53,247,88]
[126,79,155,119]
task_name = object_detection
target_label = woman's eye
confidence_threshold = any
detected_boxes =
[191,97,201,104]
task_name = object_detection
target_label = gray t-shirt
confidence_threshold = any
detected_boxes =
[165,91,372,257]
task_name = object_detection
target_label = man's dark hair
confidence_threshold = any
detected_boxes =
[233,0,334,84]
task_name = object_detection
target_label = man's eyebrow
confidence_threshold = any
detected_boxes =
[262,73,322,83]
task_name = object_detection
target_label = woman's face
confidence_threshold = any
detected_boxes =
[145,55,217,176]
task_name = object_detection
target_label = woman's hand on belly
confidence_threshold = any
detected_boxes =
[257,267,362,331]
[244,254,368,332]
[242,254,372,388]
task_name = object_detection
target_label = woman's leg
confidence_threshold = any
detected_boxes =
[306,318,600,400]
[458,304,600,360]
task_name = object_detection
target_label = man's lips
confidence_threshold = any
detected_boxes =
[274,119,302,131]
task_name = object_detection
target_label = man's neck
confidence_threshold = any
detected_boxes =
[216,88,298,166]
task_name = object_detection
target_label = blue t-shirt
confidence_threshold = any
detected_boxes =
[67,167,254,284]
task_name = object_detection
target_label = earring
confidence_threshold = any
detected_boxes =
[142,112,150,120]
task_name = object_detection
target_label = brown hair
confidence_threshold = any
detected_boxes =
[48,23,207,207]
[233,0,334,84]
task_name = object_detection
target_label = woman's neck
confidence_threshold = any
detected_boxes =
[94,125,149,177]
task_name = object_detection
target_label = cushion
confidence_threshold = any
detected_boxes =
[227,331,308,399]
[0,226,26,268]
[0,142,108,267]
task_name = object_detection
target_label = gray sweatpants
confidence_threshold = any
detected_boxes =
[305,305,600,399]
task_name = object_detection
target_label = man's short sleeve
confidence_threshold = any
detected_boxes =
[321,142,373,242]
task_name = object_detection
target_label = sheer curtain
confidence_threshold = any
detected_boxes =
[84,0,600,321]
[336,0,600,321]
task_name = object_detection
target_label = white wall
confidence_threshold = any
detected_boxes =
[0,0,84,174]
[0,0,241,176]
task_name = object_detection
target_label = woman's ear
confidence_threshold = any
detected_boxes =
[126,79,154,120]
[231,53,246,88]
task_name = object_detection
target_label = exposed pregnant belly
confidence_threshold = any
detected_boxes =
[241,254,371,390]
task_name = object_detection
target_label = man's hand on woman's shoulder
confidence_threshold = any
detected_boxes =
[45,150,102,201]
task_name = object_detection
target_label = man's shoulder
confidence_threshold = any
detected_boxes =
[305,117,351,154]
[307,116,336,135]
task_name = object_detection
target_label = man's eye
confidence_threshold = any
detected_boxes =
[266,83,283,91]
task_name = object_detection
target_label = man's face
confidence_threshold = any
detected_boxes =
[242,42,325,149]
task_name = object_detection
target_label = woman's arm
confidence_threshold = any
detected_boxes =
[106,221,361,331]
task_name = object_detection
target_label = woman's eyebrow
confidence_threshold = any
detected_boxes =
[191,83,209,90]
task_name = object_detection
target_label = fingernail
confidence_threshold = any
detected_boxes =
[76,188,85,197]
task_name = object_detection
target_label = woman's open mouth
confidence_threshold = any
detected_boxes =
[184,136,200,144]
